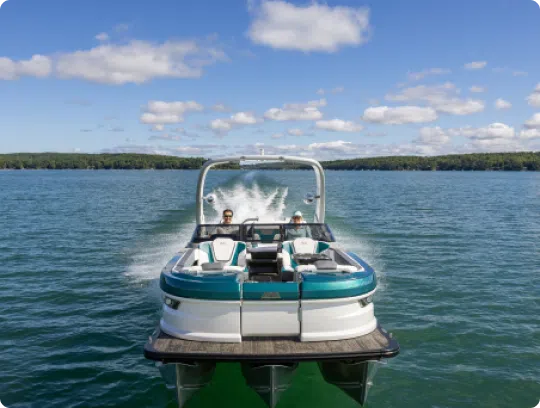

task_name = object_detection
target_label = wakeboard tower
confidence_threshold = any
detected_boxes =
[144,154,399,407]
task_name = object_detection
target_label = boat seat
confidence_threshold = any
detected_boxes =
[281,238,358,273]
[181,238,247,274]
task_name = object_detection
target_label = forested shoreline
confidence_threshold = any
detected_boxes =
[0,152,539,171]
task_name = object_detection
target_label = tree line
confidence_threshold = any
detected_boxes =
[0,153,238,170]
[0,152,538,171]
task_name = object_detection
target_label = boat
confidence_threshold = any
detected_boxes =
[144,154,399,407]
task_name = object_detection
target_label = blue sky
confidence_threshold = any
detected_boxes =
[1,0,540,159]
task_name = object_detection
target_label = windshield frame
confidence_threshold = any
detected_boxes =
[190,223,336,243]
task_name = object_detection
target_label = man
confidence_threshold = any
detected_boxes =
[284,210,312,240]
[216,209,238,235]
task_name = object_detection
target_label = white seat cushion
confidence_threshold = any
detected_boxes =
[211,238,236,262]
[292,238,317,254]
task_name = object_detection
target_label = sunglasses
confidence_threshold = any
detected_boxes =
[223,215,233,218]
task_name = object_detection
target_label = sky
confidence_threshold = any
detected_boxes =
[1,0,540,160]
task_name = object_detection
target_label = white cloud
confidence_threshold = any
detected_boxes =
[0,55,52,80]
[416,127,451,145]
[271,133,284,139]
[55,40,227,85]
[519,129,540,139]
[519,129,540,140]
[524,113,540,129]
[464,61,487,70]
[513,71,528,77]
[288,128,304,136]
[95,33,109,42]
[210,118,233,132]
[362,106,438,125]
[316,88,325,95]
[434,99,485,115]
[526,84,540,107]
[386,82,457,103]
[308,140,354,152]
[152,124,165,132]
[210,111,260,134]
[315,119,363,132]
[470,86,486,93]
[386,82,485,116]
[230,111,258,125]
[407,68,450,81]
[264,99,325,121]
[140,100,204,125]
[495,98,512,110]
[450,123,515,140]
[247,1,371,52]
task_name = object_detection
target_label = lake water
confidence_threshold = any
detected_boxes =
[0,170,539,408]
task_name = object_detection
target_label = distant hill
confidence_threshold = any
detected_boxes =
[0,152,538,171]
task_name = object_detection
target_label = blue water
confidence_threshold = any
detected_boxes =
[0,170,538,408]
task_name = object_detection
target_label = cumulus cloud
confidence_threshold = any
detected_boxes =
[247,1,371,52]
[519,129,540,140]
[362,106,438,125]
[524,113,540,129]
[55,40,227,85]
[495,98,512,110]
[151,124,165,132]
[210,111,260,135]
[470,86,486,93]
[407,68,450,81]
[526,84,540,107]
[450,123,515,140]
[386,82,485,116]
[415,127,451,145]
[140,100,204,126]
[464,61,487,70]
[315,119,363,132]
[0,55,52,80]
[264,99,326,121]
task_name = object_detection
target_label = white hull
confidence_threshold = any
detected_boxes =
[160,289,377,343]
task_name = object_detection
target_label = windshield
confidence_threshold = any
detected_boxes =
[191,223,335,243]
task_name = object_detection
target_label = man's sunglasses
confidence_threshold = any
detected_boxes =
[223,215,233,218]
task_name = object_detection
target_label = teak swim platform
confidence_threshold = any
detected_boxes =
[143,154,400,407]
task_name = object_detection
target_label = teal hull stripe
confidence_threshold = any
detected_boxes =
[160,273,241,300]
[300,252,377,299]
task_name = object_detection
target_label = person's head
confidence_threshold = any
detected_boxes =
[222,209,233,224]
[291,210,303,224]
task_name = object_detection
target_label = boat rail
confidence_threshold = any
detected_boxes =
[195,155,326,224]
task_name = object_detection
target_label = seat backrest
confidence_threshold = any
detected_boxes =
[199,238,247,267]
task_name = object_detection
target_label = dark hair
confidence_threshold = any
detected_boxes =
[223,209,233,216]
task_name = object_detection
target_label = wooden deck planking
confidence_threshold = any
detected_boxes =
[147,326,399,362]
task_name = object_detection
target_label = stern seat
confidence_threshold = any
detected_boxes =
[181,238,247,274]
[281,238,359,273]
